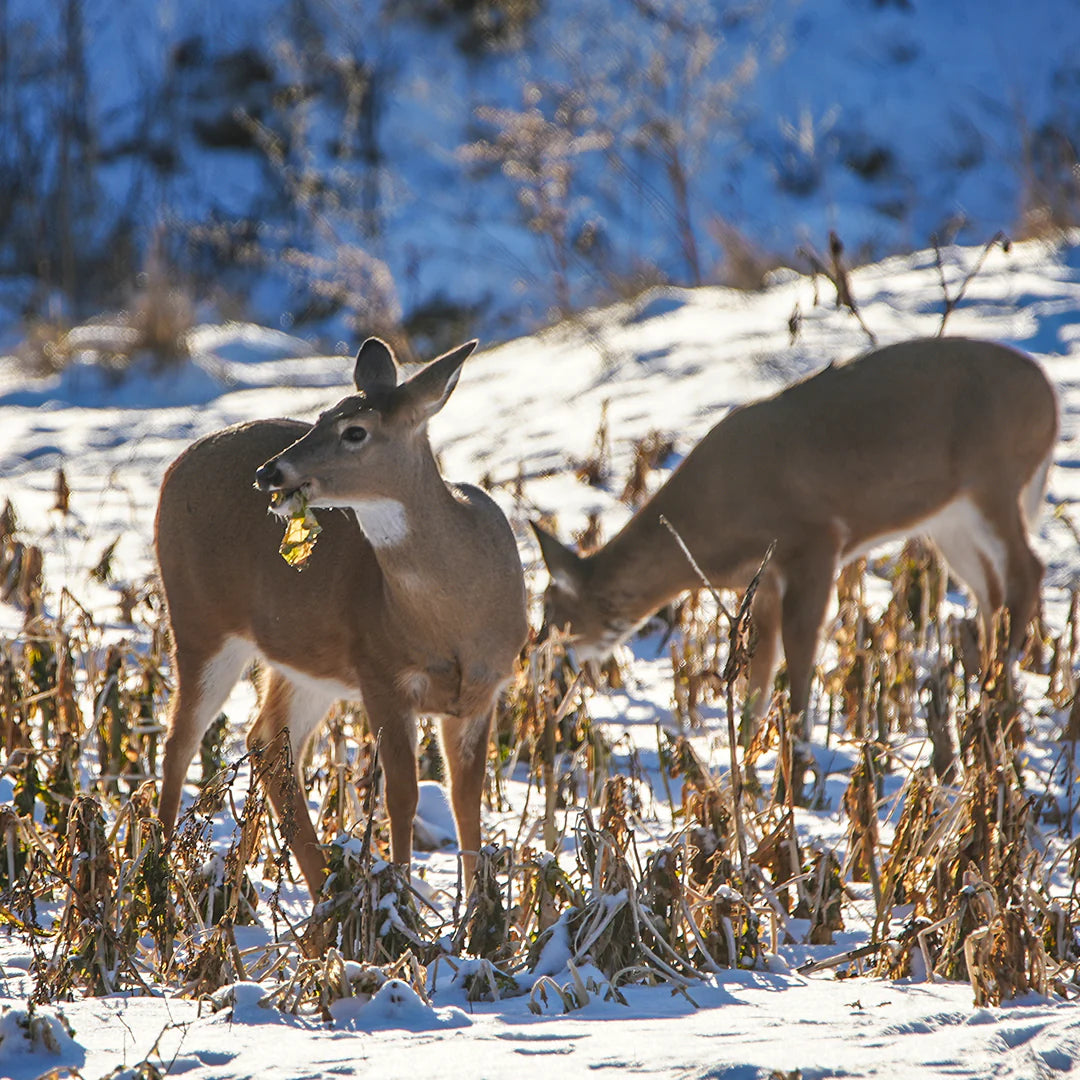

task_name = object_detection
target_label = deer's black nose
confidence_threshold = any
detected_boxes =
[254,461,283,491]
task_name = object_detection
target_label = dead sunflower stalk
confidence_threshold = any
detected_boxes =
[37,795,122,998]
[258,946,427,1020]
[527,810,712,989]
[308,833,439,965]
[452,842,512,961]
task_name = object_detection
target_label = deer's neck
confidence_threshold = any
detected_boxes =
[347,496,412,550]
[586,508,700,629]
[588,482,764,631]
[348,454,467,617]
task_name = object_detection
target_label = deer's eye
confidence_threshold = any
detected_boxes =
[342,425,368,445]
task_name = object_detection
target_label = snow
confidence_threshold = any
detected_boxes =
[1,235,1080,1077]
[2,974,1078,1079]
[413,780,458,851]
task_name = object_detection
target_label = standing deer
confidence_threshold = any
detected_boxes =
[155,338,528,896]
[533,337,1058,725]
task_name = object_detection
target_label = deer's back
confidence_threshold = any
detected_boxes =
[668,337,1056,529]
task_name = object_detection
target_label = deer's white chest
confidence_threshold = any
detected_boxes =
[347,498,409,548]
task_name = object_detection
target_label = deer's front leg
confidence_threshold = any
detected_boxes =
[365,687,420,868]
[439,708,495,889]
[747,568,784,725]
[779,536,842,730]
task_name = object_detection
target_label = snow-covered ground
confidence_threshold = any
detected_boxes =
[1,236,1080,1078]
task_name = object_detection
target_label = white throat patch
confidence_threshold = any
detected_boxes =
[348,498,409,548]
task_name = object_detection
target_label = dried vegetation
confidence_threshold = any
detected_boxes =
[1,302,1079,1030]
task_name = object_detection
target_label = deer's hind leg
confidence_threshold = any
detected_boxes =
[928,493,1042,657]
[927,496,1001,646]
[988,494,1044,656]
[160,634,255,836]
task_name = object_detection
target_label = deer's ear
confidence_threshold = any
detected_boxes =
[394,339,477,427]
[353,338,399,396]
[530,521,584,596]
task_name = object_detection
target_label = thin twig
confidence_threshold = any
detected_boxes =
[797,232,877,345]
[721,541,777,877]
[934,230,1010,335]
[659,514,775,878]
[658,515,734,622]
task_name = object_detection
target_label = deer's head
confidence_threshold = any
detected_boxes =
[255,338,476,543]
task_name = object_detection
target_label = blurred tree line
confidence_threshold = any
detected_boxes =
[8,0,1076,358]
[0,0,782,353]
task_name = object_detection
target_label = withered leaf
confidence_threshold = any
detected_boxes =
[279,502,322,569]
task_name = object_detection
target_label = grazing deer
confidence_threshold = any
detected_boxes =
[155,338,528,896]
[533,337,1058,724]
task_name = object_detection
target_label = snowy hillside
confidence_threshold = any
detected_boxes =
[4,0,1080,344]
